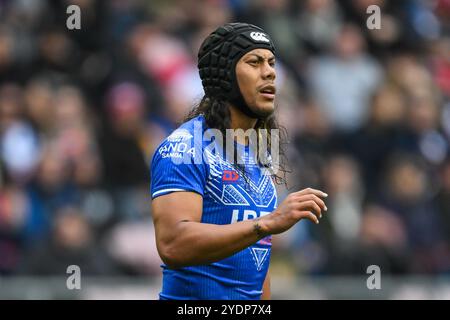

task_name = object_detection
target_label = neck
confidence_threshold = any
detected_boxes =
[229,105,258,145]
[229,105,258,130]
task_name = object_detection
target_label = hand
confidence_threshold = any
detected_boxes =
[260,187,328,235]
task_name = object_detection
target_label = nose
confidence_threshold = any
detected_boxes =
[261,61,276,81]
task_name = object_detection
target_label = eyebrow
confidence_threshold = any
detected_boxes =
[246,54,276,61]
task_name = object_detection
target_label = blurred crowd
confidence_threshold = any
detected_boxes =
[0,0,450,278]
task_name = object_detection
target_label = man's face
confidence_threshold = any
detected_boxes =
[235,48,276,118]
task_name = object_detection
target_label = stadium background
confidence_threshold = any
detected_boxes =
[0,0,450,299]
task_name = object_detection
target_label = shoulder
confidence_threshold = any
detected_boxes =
[150,115,209,199]
[151,115,206,167]
[157,116,205,148]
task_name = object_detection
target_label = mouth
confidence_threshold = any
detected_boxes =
[258,84,276,100]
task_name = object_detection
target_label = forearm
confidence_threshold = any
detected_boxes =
[161,218,267,268]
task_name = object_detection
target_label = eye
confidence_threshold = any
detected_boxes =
[248,60,259,66]
[269,61,275,67]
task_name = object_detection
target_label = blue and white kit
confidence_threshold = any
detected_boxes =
[150,115,277,300]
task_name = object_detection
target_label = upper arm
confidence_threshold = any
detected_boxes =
[150,130,207,256]
[152,191,203,251]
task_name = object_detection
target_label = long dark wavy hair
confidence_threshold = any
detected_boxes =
[184,96,290,186]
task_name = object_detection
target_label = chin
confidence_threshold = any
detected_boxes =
[252,103,275,118]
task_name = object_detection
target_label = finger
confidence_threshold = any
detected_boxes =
[295,210,319,224]
[295,187,328,199]
[296,200,322,219]
[295,194,327,213]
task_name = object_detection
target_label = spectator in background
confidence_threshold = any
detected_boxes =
[293,97,332,187]
[20,206,117,276]
[308,23,383,132]
[0,83,40,185]
[105,219,162,275]
[0,26,15,83]
[99,82,150,222]
[24,144,74,246]
[430,37,450,98]
[376,154,445,273]
[323,155,363,245]
[345,84,407,196]
[24,77,55,134]
[357,204,410,274]
[99,82,148,188]
[295,0,343,54]
[0,186,29,274]
[0,83,25,134]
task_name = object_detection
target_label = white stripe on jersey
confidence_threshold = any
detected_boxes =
[152,188,186,197]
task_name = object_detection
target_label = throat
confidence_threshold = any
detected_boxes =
[229,106,258,146]
[229,105,258,132]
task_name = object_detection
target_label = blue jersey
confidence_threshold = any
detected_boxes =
[150,115,277,300]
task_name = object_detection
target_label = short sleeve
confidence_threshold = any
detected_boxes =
[150,130,207,199]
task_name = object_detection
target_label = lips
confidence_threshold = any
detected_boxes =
[259,84,276,100]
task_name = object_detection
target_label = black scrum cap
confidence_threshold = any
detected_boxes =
[198,22,276,118]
